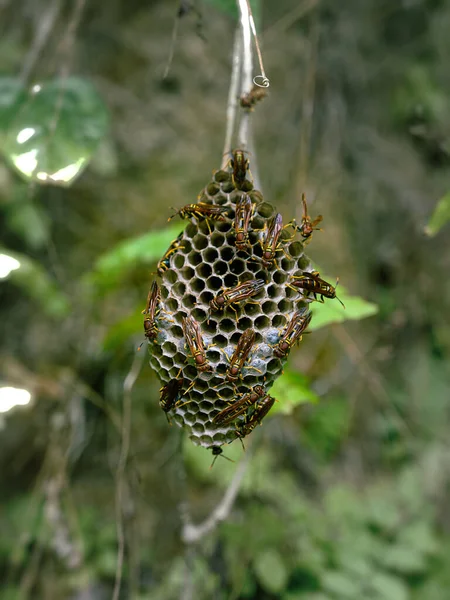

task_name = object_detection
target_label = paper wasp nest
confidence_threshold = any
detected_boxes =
[147,165,314,451]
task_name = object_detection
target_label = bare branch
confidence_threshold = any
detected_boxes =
[180,445,253,544]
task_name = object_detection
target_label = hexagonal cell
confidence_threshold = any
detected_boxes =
[273,270,287,285]
[173,282,186,297]
[193,234,208,251]
[203,247,219,263]
[211,233,225,248]
[188,251,202,267]
[219,243,234,260]
[207,182,220,195]
[182,294,197,309]
[257,202,274,218]
[173,254,185,269]
[162,341,177,356]
[207,276,223,291]
[289,241,303,258]
[262,301,277,316]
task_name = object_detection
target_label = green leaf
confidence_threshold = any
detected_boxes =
[321,571,362,598]
[0,248,70,317]
[425,191,450,237]
[368,573,408,600]
[268,369,318,415]
[0,76,108,186]
[378,545,426,575]
[86,225,183,291]
[309,286,378,330]
[253,548,289,594]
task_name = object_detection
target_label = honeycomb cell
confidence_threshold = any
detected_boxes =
[193,234,208,251]
[173,254,185,269]
[289,241,303,258]
[182,295,197,309]
[272,314,286,328]
[166,298,179,312]
[262,301,277,315]
[188,251,202,267]
[162,341,177,356]
[204,248,219,263]
[278,299,292,313]
[214,260,228,276]
[207,182,220,195]
[273,270,287,285]
[197,263,212,279]
[255,315,270,329]
[207,276,223,291]
[220,247,234,262]
[191,279,205,293]
[257,202,274,218]
[214,170,230,182]
[211,233,225,248]
[173,282,186,297]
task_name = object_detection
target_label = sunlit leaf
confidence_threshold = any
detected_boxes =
[425,191,450,237]
[0,247,69,317]
[322,571,361,598]
[253,548,288,594]
[308,278,378,331]
[268,369,318,415]
[87,225,183,290]
[0,76,108,186]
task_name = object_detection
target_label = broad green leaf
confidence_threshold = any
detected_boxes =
[0,76,108,186]
[86,225,183,290]
[268,369,318,415]
[321,571,361,598]
[253,548,289,594]
[368,573,408,600]
[425,191,450,237]
[0,248,69,317]
[378,545,426,575]
[310,287,378,330]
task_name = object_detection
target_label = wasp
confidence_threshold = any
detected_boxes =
[233,194,254,252]
[235,394,275,439]
[273,308,312,358]
[157,232,184,275]
[289,271,345,308]
[213,385,265,426]
[142,281,161,341]
[209,446,234,468]
[182,315,212,372]
[288,194,323,243]
[225,328,256,383]
[258,213,291,269]
[168,202,228,230]
[229,149,250,190]
[240,84,268,110]
[159,377,184,421]
[209,278,265,321]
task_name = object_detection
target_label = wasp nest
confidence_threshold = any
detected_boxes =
[145,153,331,454]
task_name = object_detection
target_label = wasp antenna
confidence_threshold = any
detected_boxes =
[337,295,346,309]
[137,342,144,351]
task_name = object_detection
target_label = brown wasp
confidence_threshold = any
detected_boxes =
[209,278,265,321]
[213,385,265,426]
[233,194,254,252]
[229,149,251,190]
[235,394,275,439]
[288,194,323,243]
[142,281,161,341]
[289,271,345,308]
[225,328,257,383]
[157,232,184,275]
[159,377,184,421]
[240,84,268,110]
[258,213,291,269]
[273,308,312,359]
[168,202,228,234]
[182,315,212,372]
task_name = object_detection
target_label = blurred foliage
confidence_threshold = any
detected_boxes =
[0,76,108,186]
[0,0,450,599]
[425,191,450,237]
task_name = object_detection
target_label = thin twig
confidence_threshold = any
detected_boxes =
[181,445,253,544]
[20,0,63,82]
[237,0,253,148]
[112,351,144,600]
[221,27,242,168]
